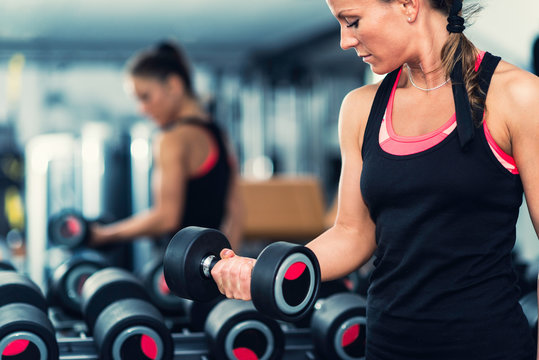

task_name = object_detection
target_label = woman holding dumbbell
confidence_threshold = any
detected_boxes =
[90,41,244,251]
[210,0,539,359]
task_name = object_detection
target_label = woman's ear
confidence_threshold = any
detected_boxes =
[165,74,185,97]
[397,0,420,22]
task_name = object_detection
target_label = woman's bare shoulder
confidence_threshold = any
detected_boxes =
[339,82,381,133]
[491,61,539,109]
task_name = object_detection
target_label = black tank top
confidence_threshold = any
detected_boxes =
[360,53,535,360]
[163,118,231,240]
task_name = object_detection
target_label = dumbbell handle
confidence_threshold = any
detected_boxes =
[201,255,220,278]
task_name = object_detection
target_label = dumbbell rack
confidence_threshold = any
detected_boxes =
[56,329,314,359]
[51,307,317,359]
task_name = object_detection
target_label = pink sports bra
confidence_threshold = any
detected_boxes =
[379,52,518,174]
[192,133,219,178]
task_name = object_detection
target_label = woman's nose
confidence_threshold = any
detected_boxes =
[340,27,359,51]
[138,102,149,115]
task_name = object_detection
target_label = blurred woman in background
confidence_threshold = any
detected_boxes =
[90,41,244,251]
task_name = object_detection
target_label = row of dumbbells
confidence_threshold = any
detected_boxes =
[0,248,366,360]
[48,210,363,324]
[47,249,367,360]
[5,249,539,360]
[47,210,368,358]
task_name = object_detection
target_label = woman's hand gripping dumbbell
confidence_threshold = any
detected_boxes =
[163,226,321,322]
[48,209,113,248]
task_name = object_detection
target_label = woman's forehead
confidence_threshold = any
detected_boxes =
[326,0,374,14]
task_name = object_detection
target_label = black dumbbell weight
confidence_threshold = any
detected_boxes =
[293,278,351,328]
[310,292,367,360]
[81,267,173,360]
[48,250,109,316]
[164,226,320,322]
[205,299,285,360]
[138,258,228,331]
[0,272,59,359]
[180,295,226,332]
[138,259,187,316]
[0,260,16,272]
[48,209,89,248]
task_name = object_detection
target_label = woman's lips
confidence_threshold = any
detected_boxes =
[360,54,372,62]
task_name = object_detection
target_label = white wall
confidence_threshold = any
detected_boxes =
[466,0,539,71]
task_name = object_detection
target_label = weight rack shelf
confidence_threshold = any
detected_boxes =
[57,327,315,360]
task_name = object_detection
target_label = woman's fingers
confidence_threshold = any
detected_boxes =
[211,252,255,301]
[220,248,235,259]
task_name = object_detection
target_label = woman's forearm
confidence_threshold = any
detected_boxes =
[92,208,179,244]
[306,223,376,282]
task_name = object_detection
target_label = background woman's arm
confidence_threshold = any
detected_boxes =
[91,132,188,244]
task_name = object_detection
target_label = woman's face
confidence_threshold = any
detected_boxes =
[128,75,180,127]
[326,0,412,74]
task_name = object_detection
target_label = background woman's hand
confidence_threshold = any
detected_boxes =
[210,249,256,300]
[88,223,109,246]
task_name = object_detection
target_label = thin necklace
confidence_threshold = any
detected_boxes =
[405,64,450,92]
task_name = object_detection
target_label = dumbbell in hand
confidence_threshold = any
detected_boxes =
[163,226,321,322]
[138,259,225,332]
[48,210,89,248]
[48,209,114,248]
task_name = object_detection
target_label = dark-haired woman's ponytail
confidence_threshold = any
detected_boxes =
[128,40,194,96]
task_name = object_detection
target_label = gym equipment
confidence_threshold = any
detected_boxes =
[310,292,367,360]
[48,209,89,248]
[80,267,173,360]
[164,226,320,322]
[0,260,16,272]
[180,296,226,332]
[0,271,59,359]
[139,258,228,331]
[293,278,351,328]
[47,210,133,270]
[139,259,187,316]
[48,250,109,316]
[55,326,315,359]
[205,299,285,360]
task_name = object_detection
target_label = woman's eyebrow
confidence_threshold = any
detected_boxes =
[337,8,359,19]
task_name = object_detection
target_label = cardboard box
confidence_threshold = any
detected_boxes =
[240,176,326,241]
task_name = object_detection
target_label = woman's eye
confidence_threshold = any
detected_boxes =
[346,19,359,28]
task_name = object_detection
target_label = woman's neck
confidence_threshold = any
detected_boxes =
[403,10,451,90]
[175,96,209,122]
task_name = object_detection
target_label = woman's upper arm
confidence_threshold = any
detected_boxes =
[334,85,377,238]
[153,132,189,227]
[508,71,539,236]
[307,84,379,279]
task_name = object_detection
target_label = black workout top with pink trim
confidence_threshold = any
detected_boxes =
[360,52,534,360]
